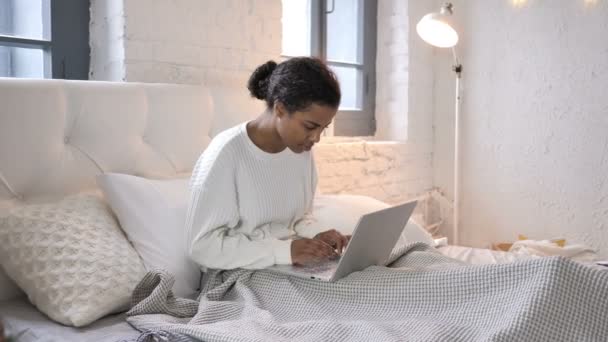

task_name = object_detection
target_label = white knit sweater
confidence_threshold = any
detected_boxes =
[185,122,323,270]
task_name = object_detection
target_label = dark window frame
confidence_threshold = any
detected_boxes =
[310,0,378,136]
[311,0,378,136]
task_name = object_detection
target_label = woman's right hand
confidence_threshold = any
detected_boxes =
[291,238,339,266]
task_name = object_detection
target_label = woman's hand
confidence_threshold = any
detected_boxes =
[313,229,350,254]
[291,238,339,266]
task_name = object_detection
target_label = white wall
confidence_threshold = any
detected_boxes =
[375,0,408,141]
[372,0,435,204]
[129,0,280,87]
[316,140,432,203]
[90,0,126,81]
[433,0,608,256]
[375,0,435,147]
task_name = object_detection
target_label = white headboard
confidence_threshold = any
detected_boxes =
[0,77,262,299]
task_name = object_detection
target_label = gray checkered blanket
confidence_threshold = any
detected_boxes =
[126,243,608,342]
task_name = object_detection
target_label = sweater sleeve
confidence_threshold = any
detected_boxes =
[293,154,325,239]
[185,143,292,270]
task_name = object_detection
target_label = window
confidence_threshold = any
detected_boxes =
[282,0,377,136]
[0,0,90,79]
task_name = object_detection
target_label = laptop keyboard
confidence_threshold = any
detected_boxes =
[300,259,339,275]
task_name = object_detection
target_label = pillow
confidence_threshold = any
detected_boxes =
[96,173,200,299]
[0,194,146,327]
[313,194,436,247]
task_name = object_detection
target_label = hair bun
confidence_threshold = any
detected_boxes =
[247,60,277,100]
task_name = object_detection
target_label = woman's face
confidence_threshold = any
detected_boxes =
[276,102,337,153]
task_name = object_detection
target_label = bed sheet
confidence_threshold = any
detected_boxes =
[436,244,535,264]
[0,297,139,342]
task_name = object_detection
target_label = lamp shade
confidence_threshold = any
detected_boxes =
[416,12,459,48]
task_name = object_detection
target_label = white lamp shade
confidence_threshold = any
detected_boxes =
[416,13,459,48]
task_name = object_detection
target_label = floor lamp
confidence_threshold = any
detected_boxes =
[416,3,462,245]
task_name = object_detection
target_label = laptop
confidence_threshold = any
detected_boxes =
[267,200,418,282]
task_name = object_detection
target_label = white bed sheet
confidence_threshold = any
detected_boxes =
[0,297,140,342]
[436,245,535,264]
[437,245,608,272]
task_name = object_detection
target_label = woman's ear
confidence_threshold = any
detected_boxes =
[274,102,288,119]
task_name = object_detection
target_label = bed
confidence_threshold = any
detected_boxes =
[0,298,138,342]
[1,78,606,342]
[0,246,547,342]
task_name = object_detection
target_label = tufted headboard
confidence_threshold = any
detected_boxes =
[0,77,263,300]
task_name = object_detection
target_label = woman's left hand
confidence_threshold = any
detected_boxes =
[313,229,350,254]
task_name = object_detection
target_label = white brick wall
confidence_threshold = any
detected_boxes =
[375,0,409,141]
[316,140,432,204]
[91,0,281,87]
[90,0,126,81]
[375,0,437,143]
[372,0,436,210]
[122,0,281,88]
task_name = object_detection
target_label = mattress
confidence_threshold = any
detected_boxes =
[0,297,140,342]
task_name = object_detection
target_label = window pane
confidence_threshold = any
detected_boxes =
[281,0,311,56]
[0,0,50,40]
[0,45,46,78]
[330,64,362,110]
[326,0,363,64]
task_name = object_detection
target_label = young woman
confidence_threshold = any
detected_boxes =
[185,57,350,270]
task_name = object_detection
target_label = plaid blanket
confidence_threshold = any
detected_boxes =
[126,243,608,342]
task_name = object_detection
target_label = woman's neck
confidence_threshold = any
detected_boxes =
[246,112,287,153]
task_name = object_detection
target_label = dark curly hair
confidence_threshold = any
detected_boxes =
[247,57,341,113]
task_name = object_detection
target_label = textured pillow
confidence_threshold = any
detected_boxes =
[0,194,146,327]
[313,194,436,247]
[96,173,200,299]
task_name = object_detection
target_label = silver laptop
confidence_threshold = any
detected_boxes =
[267,200,418,282]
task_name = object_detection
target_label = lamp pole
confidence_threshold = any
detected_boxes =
[416,2,462,244]
[452,49,462,245]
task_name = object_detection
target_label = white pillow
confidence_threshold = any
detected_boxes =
[0,194,146,327]
[97,173,200,299]
[313,194,436,247]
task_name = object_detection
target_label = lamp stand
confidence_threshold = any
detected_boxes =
[452,48,462,245]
